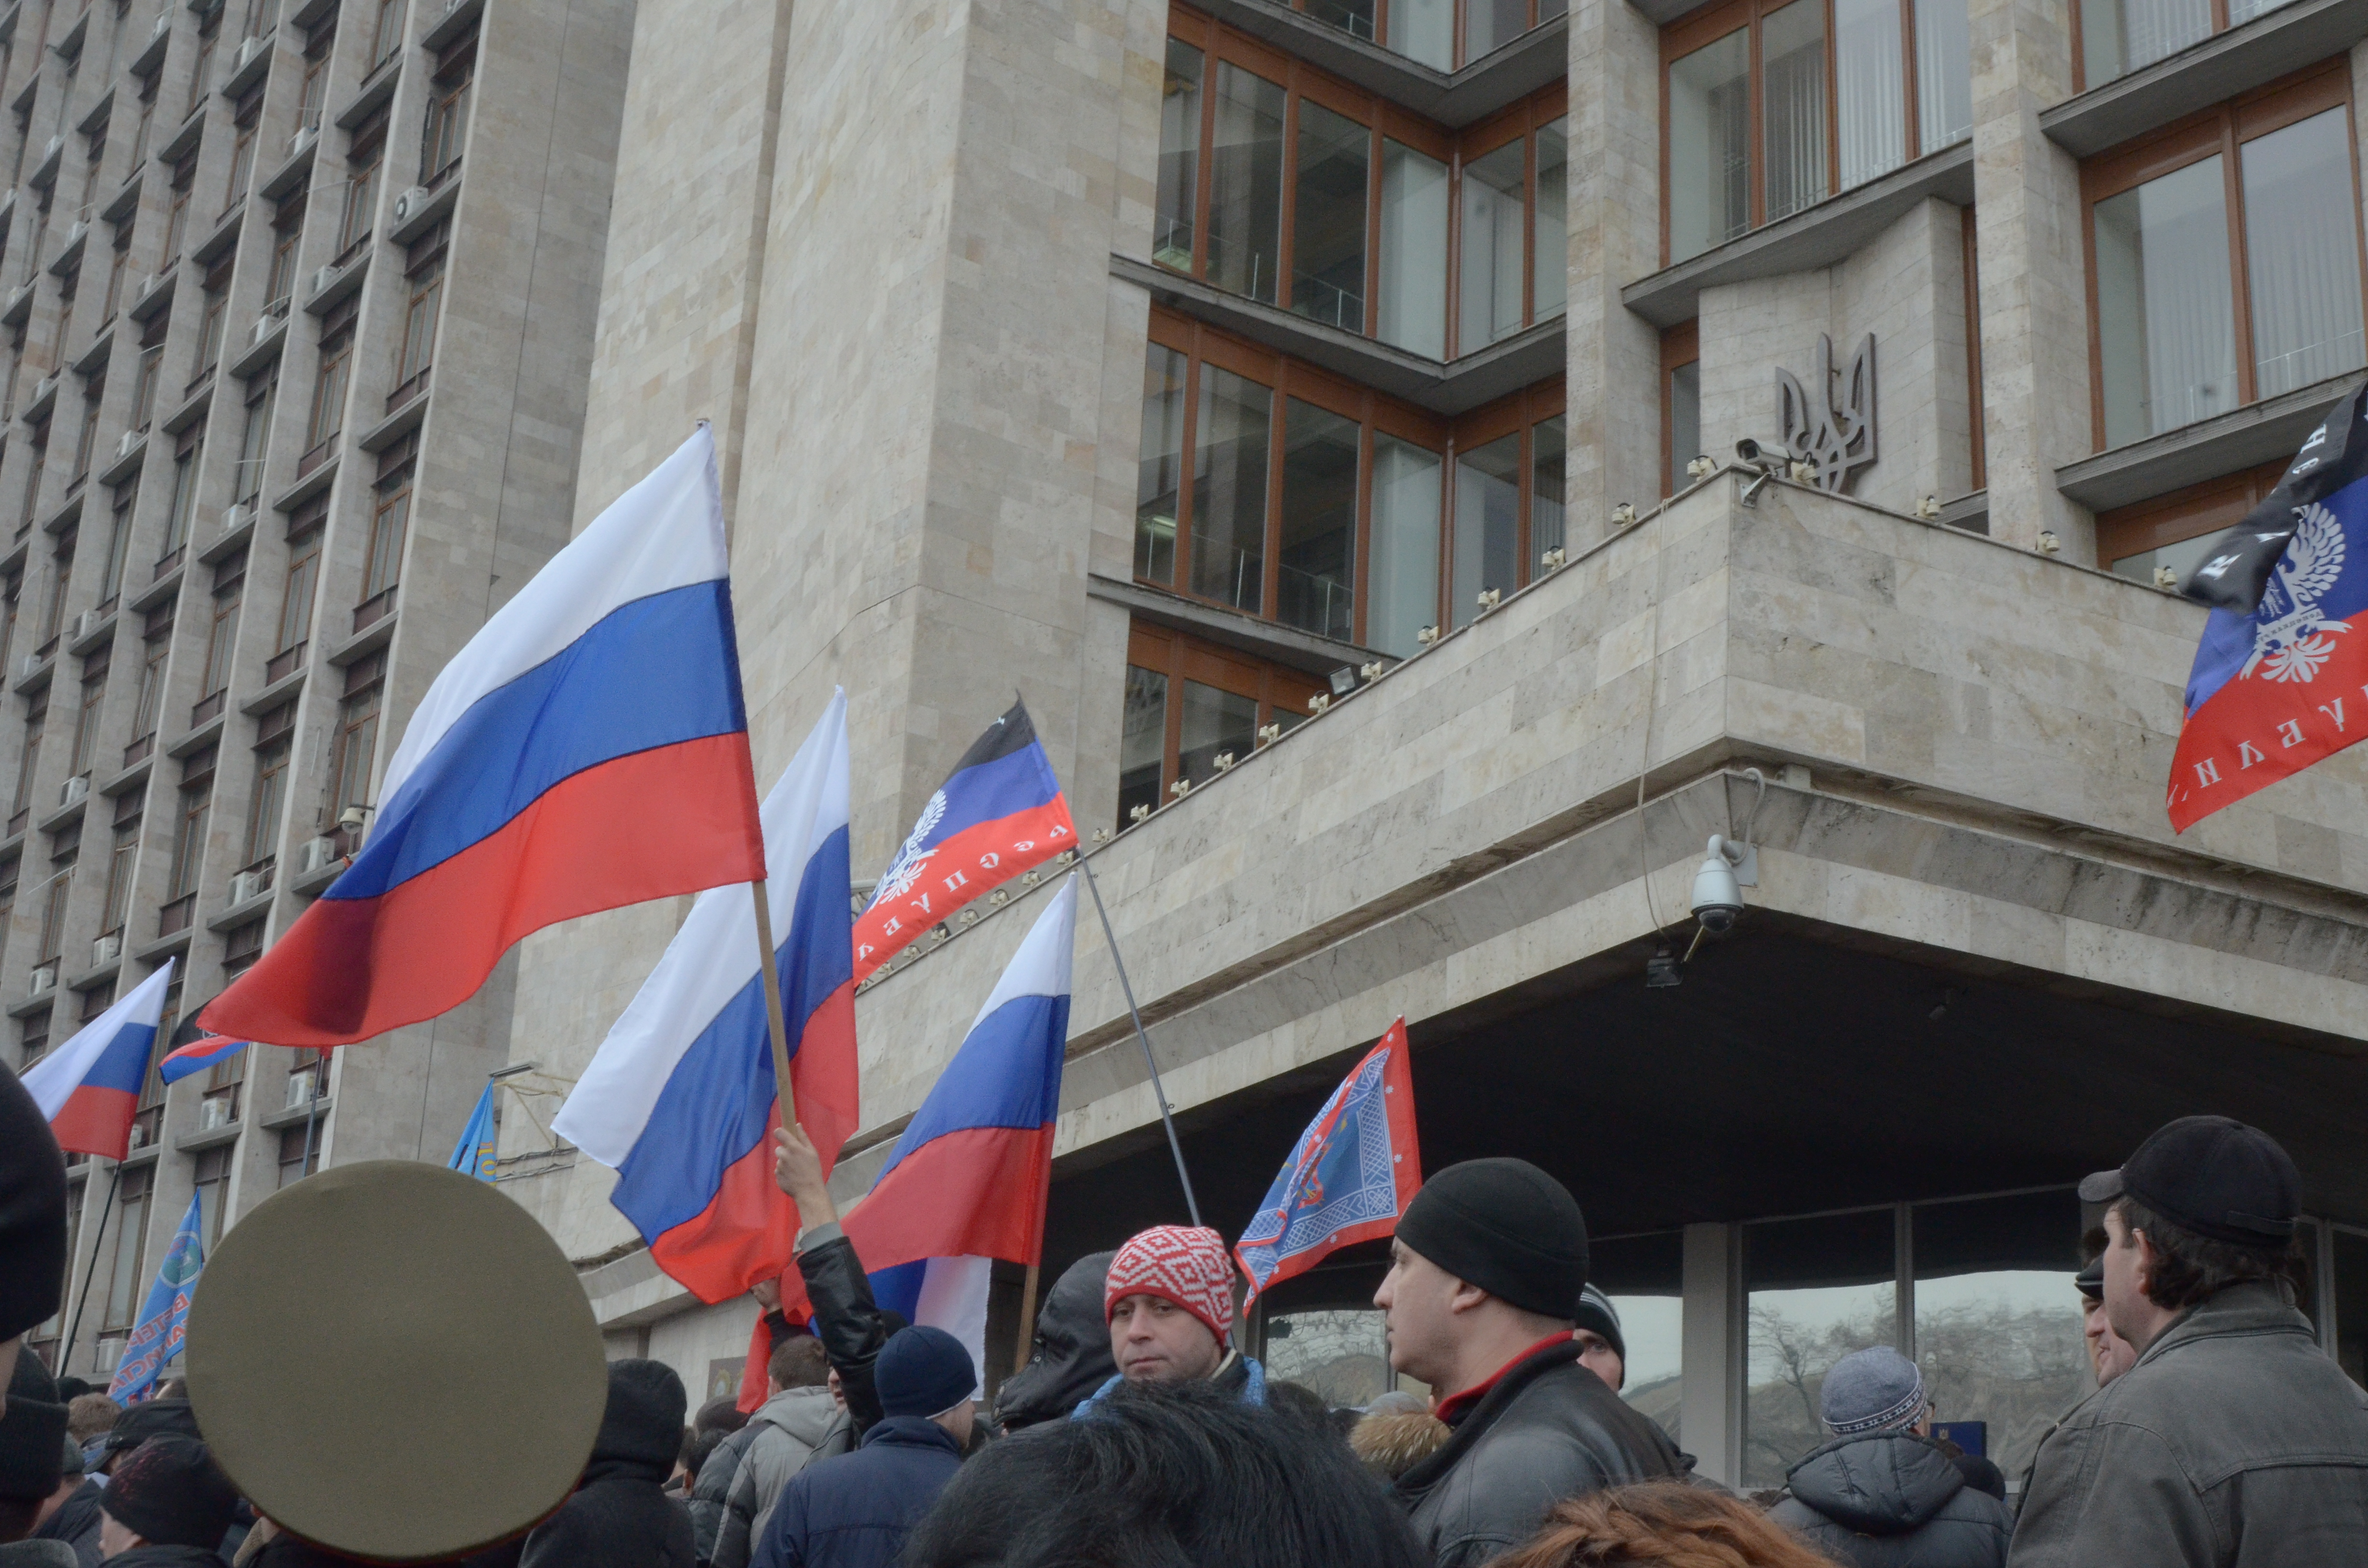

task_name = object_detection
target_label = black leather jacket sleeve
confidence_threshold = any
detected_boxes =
[794,1229,888,1434]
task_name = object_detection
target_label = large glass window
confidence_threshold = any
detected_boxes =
[2086,77,2365,451]
[1117,624,1326,824]
[1911,1191,2086,1485]
[1136,347,1187,585]
[1294,102,1369,331]
[2076,0,2267,88]
[1278,399,1359,639]
[1665,321,1703,495]
[1460,140,1528,350]
[1155,41,1203,272]
[1534,119,1567,320]
[1207,64,1285,305]
[1118,665,1170,827]
[1379,141,1449,356]
[1369,434,1443,657]
[103,1165,150,1329]
[1290,0,1559,68]
[1664,0,1971,264]
[1530,414,1566,561]
[1744,1208,1899,1487]
[1191,365,1272,611]
[1592,1232,1686,1441]
[1452,433,1521,627]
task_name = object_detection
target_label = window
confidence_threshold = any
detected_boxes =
[10,704,43,818]
[1663,0,1972,265]
[99,481,133,604]
[102,1163,150,1328]
[224,91,261,213]
[37,852,70,965]
[363,476,408,603]
[186,23,217,119]
[192,1146,229,1247]
[308,327,353,450]
[329,677,379,814]
[198,555,243,703]
[339,123,383,254]
[20,419,47,531]
[2095,459,2284,584]
[395,240,444,393]
[296,24,333,135]
[275,526,320,660]
[39,532,73,649]
[100,233,128,321]
[130,342,162,432]
[1289,0,1562,69]
[2078,0,2297,88]
[265,196,303,307]
[194,262,232,381]
[1157,14,1566,356]
[127,71,157,169]
[162,425,203,559]
[130,617,168,746]
[162,153,195,266]
[1116,623,1327,825]
[1663,320,1702,495]
[169,752,212,899]
[1141,312,1566,655]
[245,738,286,864]
[67,657,103,776]
[420,38,475,181]
[370,0,405,65]
[1590,1233,1685,1438]
[277,1120,321,1187]
[69,377,102,485]
[2085,71,2365,451]
[234,374,273,501]
[99,819,135,932]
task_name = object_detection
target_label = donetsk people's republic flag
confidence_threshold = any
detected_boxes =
[159,1009,249,1085]
[556,692,861,1303]
[23,959,173,1161]
[2171,386,2368,830]
[853,700,1074,981]
[202,428,765,1045]
[1235,1017,1421,1304]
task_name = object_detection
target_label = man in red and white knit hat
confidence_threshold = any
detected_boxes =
[1073,1225,1266,1417]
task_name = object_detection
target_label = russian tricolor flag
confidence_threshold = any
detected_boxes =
[24,959,174,1160]
[555,692,862,1302]
[202,428,765,1046]
[853,700,1076,981]
[843,875,1076,1381]
[159,1027,247,1086]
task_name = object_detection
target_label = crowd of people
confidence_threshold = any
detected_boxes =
[4,1044,2365,1565]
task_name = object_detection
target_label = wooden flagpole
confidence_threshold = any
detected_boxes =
[751,882,797,1124]
[1011,1261,1042,1378]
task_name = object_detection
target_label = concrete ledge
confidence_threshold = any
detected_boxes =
[2055,373,2351,511]
[1621,144,1973,328]
[1088,573,1384,675]
[2039,0,2368,159]
[1195,0,1566,126]
[1112,254,1565,414]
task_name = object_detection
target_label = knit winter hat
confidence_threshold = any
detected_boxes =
[0,1351,69,1501]
[1819,1346,1927,1435]
[1573,1285,1626,1363]
[591,1359,688,1470]
[100,1434,239,1546]
[1104,1226,1236,1345]
[876,1326,979,1419]
[1395,1159,1589,1321]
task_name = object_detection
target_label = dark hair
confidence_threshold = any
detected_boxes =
[0,1494,41,1542]
[1261,1379,1333,1435]
[1491,1482,1839,1568]
[901,1378,1429,1568]
[692,1396,748,1437]
[2114,1198,2309,1311]
[768,1335,830,1390]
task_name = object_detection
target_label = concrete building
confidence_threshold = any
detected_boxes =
[497,0,2368,1475]
[24,0,2368,1494]
[13,0,630,1382]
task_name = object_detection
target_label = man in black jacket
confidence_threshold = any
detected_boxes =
[518,1359,695,1568]
[1380,1159,1685,1568]
[773,1127,900,1437]
[1767,1346,2010,1568]
[990,1251,1116,1431]
[92,1435,238,1568]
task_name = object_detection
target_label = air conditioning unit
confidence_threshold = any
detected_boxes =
[28,964,55,996]
[229,868,266,904]
[444,0,467,14]
[285,1073,316,1110]
[136,272,166,304]
[234,35,269,70]
[247,313,278,348]
[150,11,170,40]
[39,136,61,166]
[115,429,141,460]
[390,187,432,227]
[30,374,55,404]
[71,609,102,641]
[14,652,42,681]
[309,265,338,299]
[58,774,88,808]
[200,1094,234,1129]
[297,835,339,875]
[61,220,86,251]
[125,1119,147,1150]
[220,499,253,536]
[91,933,120,967]
[288,123,317,159]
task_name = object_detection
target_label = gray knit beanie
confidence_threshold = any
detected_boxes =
[1819,1346,1926,1435]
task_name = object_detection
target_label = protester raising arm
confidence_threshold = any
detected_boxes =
[773,1122,892,1434]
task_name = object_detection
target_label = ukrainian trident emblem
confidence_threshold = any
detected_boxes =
[1777,333,1877,495]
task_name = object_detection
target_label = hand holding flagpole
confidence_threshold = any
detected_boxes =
[771,1118,838,1231]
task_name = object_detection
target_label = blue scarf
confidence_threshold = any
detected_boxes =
[1071,1353,1267,1419]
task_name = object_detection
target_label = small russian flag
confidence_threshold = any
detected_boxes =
[23,959,175,1161]
[158,1025,248,1086]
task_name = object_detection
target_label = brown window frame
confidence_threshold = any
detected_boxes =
[2078,63,2365,453]
[2094,460,2285,580]
[1121,620,1328,823]
[1281,0,1566,71]
[1661,318,1701,497]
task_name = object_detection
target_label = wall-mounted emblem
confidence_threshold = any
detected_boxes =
[1778,333,1876,494]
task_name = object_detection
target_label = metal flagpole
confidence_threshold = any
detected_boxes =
[750,882,797,1124]
[1078,855,1200,1227]
[300,1054,322,1179]
[59,1167,120,1380]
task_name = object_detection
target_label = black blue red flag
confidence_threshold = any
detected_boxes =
[1235,1017,1421,1303]
[2171,383,2368,830]
[853,699,1075,980]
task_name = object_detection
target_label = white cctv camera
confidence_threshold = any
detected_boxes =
[1734,438,1789,476]
[1690,834,1748,935]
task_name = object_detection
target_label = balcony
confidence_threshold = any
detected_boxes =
[157,892,195,938]
[189,689,226,728]
[264,641,306,685]
[352,586,398,635]
[121,731,154,768]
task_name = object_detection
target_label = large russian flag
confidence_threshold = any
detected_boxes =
[854,700,1075,981]
[201,427,765,1045]
[554,691,861,1303]
[844,875,1075,1382]
[24,959,174,1160]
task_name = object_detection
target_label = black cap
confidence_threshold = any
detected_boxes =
[100,1434,239,1547]
[103,1397,201,1453]
[1395,1159,1588,1321]
[2078,1116,2300,1250]
[2073,1258,2103,1300]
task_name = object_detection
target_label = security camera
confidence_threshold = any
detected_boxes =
[1690,834,1748,935]
[1734,438,1788,476]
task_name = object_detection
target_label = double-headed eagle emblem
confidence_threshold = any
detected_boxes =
[2244,502,2350,684]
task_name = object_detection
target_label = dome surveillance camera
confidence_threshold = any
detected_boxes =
[1690,833,1747,935]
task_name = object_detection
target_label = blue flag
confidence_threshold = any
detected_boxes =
[109,1193,204,1404]
[449,1082,498,1180]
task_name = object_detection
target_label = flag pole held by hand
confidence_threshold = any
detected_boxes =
[750,881,797,1124]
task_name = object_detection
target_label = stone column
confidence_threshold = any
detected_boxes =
[1681,1221,1740,1485]
[1968,0,2095,556]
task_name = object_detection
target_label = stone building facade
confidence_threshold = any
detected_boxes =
[22,0,2368,1485]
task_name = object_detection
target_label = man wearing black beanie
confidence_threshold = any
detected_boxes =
[1378,1159,1684,1568]
[0,1352,73,1566]
[0,1063,68,1428]
[95,1436,238,1566]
